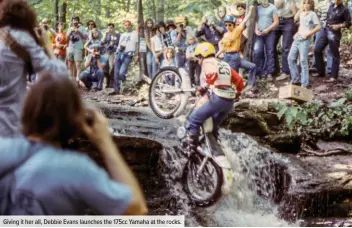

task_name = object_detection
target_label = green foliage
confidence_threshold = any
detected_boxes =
[274,98,352,139]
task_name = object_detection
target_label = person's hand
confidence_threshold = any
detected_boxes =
[261,29,269,35]
[35,27,51,47]
[255,29,262,36]
[293,33,298,40]
[235,93,241,102]
[73,27,79,32]
[196,86,207,96]
[330,24,341,31]
[155,57,160,65]
[81,109,113,150]
[301,33,309,39]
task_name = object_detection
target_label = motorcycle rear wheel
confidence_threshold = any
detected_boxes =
[182,151,223,207]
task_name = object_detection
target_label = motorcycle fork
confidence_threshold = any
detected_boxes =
[196,135,211,176]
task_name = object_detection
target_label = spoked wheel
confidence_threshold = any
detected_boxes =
[149,67,183,119]
[182,151,223,207]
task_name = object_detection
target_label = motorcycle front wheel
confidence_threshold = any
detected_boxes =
[182,152,223,207]
[148,67,183,119]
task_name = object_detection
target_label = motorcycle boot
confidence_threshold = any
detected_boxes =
[187,134,199,155]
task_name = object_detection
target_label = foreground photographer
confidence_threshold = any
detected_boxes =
[0,72,148,215]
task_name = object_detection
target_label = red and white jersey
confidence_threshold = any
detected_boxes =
[200,58,244,93]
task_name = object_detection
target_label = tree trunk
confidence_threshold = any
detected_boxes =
[151,0,157,21]
[54,0,59,26]
[60,0,67,24]
[243,2,256,61]
[127,0,131,12]
[156,0,164,22]
[137,0,148,81]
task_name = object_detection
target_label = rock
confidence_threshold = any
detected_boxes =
[315,85,328,93]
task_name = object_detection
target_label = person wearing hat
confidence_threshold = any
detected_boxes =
[165,20,177,46]
[41,18,56,42]
[110,20,138,95]
[186,42,244,155]
[171,16,190,68]
[216,7,257,91]
[78,43,106,91]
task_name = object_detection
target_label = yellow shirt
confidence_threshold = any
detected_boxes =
[220,26,244,53]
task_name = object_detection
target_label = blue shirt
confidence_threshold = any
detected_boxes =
[257,4,278,31]
[101,32,120,54]
[0,137,132,215]
[85,54,107,71]
[171,30,187,51]
[195,25,223,46]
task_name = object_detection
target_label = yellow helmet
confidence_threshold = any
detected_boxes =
[194,42,216,58]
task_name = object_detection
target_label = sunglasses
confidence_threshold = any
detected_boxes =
[225,24,233,27]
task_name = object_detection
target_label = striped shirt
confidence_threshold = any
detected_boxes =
[317,1,331,27]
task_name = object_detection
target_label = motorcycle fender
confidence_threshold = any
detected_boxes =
[173,68,192,117]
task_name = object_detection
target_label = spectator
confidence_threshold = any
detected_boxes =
[314,0,351,82]
[158,21,173,48]
[110,20,138,95]
[161,48,176,67]
[151,25,164,76]
[165,20,177,47]
[86,20,103,40]
[273,0,298,81]
[101,23,120,88]
[216,11,257,91]
[52,22,67,61]
[252,0,279,81]
[288,0,320,88]
[0,72,148,215]
[215,6,227,27]
[171,16,189,68]
[310,0,332,75]
[84,28,102,55]
[196,15,225,52]
[145,18,155,77]
[41,18,56,42]
[0,0,66,138]
[186,35,201,85]
[79,44,106,91]
[66,16,89,81]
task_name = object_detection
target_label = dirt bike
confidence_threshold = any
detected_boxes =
[148,67,234,206]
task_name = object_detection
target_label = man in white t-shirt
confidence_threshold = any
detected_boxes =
[110,20,138,95]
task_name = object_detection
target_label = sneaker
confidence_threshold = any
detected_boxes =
[276,73,289,81]
[267,74,274,81]
[324,77,337,83]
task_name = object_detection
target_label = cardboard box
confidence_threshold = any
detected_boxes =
[279,84,313,102]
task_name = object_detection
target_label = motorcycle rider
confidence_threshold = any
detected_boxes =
[186,42,244,155]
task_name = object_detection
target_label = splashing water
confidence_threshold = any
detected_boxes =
[157,130,298,226]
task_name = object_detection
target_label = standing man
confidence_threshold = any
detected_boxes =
[171,17,189,68]
[110,20,138,95]
[196,15,225,52]
[314,0,351,82]
[273,0,298,81]
[252,0,279,80]
[66,16,88,81]
[101,23,120,88]
[216,8,257,91]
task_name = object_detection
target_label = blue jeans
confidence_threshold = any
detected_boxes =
[312,29,332,74]
[224,52,256,86]
[252,31,276,77]
[288,37,310,87]
[114,52,132,92]
[186,94,234,135]
[314,28,341,78]
[79,68,104,90]
[274,18,296,75]
[146,51,153,77]
[152,54,164,77]
[176,52,186,68]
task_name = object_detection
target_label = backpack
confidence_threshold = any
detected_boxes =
[0,142,43,215]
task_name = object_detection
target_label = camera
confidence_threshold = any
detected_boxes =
[119,45,126,52]
[43,25,49,31]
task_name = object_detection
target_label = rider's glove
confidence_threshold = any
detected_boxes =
[196,86,207,96]
[235,92,241,101]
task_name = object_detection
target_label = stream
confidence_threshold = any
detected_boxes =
[79,100,351,226]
